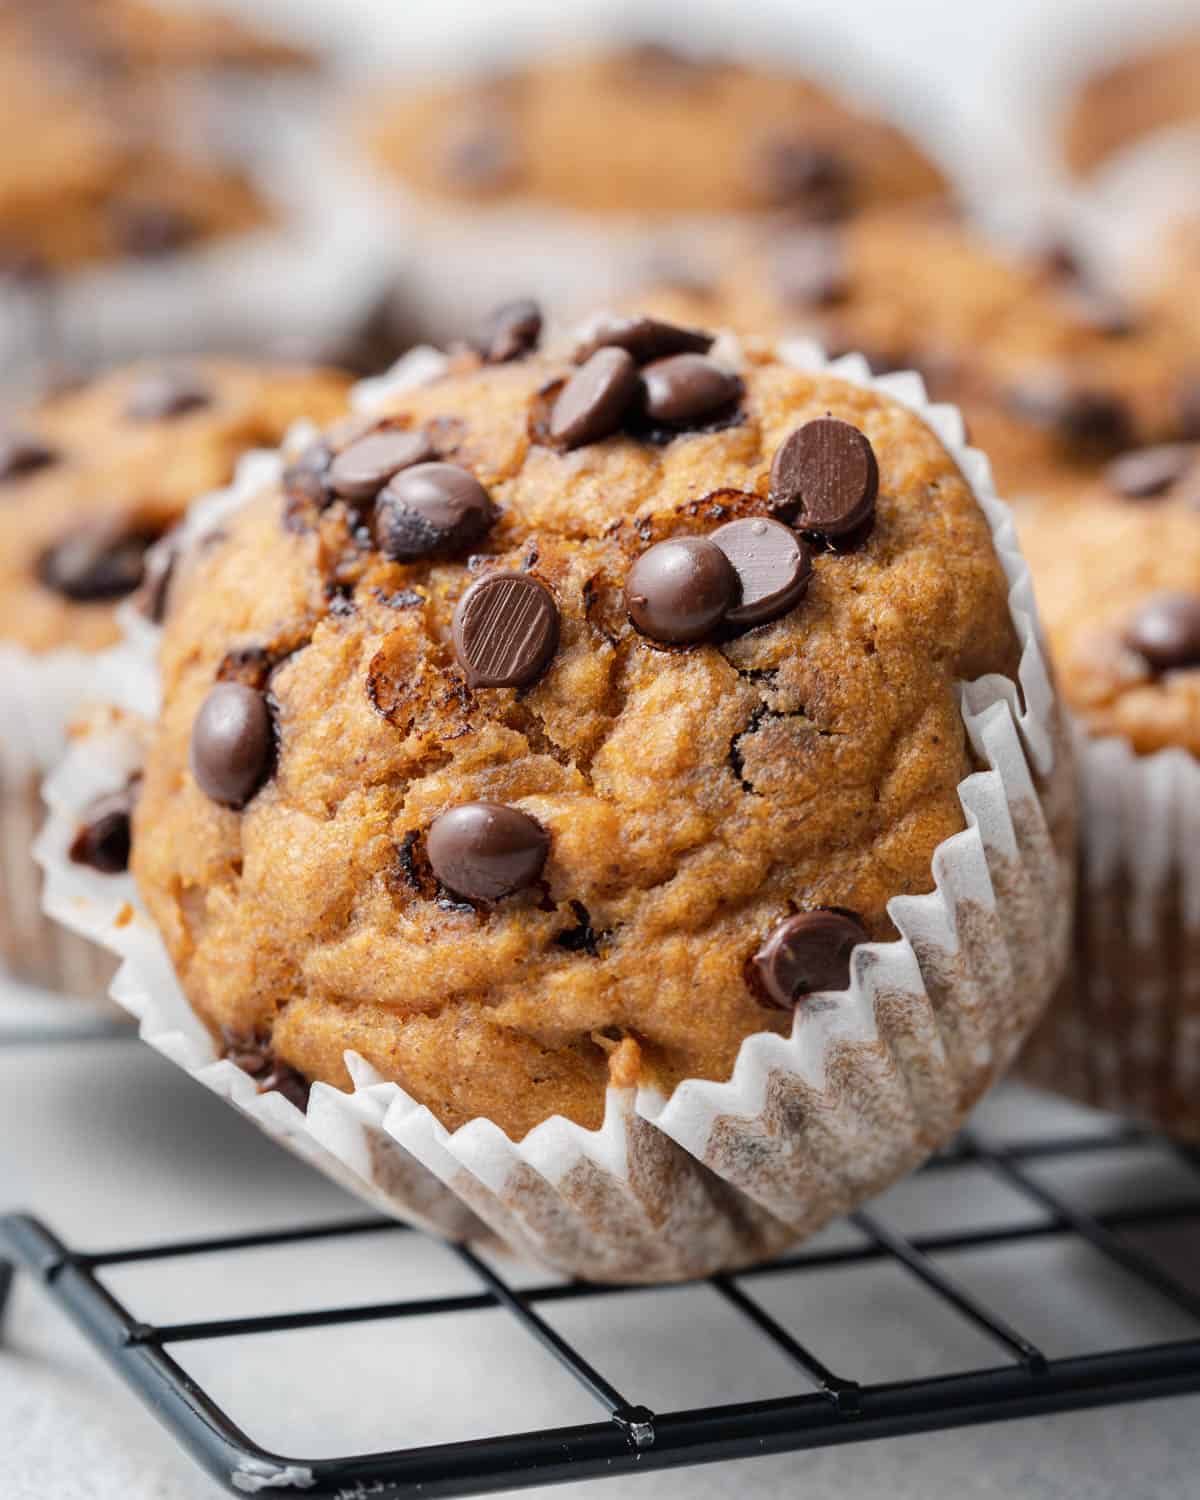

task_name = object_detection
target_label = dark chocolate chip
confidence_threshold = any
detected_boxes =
[1124,592,1200,672]
[624,536,738,644]
[712,517,813,628]
[221,1028,311,1110]
[549,347,640,448]
[190,682,275,809]
[326,428,435,502]
[111,201,197,258]
[125,368,212,421]
[37,519,158,601]
[1105,444,1195,499]
[751,908,867,1008]
[769,417,879,536]
[574,315,713,366]
[478,299,542,363]
[0,430,57,482]
[753,137,853,219]
[282,438,334,510]
[452,572,560,687]
[427,801,549,902]
[639,354,743,427]
[441,117,522,193]
[772,229,848,307]
[1005,373,1131,453]
[68,786,135,874]
[375,461,495,560]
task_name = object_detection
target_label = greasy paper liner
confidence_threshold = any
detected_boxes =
[1019,723,1200,1140]
[37,344,1073,1281]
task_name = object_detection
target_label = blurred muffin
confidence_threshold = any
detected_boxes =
[1061,31,1200,175]
[1139,217,1200,353]
[0,357,350,996]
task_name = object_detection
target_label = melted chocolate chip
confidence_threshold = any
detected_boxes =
[574,315,713,366]
[221,1028,311,1110]
[478,299,542,363]
[0,431,57,482]
[190,682,275,809]
[1124,592,1200,672]
[125,368,212,421]
[282,438,334,514]
[712,517,812,628]
[452,572,560,688]
[327,428,436,502]
[68,785,135,873]
[769,417,879,536]
[639,354,742,427]
[1005,374,1130,453]
[751,909,866,1008]
[773,229,848,307]
[753,136,853,219]
[1106,444,1195,500]
[37,519,158,601]
[624,536,738,644]
[375,462,495,560]
[550,347,640,449]
[427,801,549,902]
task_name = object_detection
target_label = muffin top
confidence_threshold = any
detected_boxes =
[0,359,350,654]
[360,44,946,221]
[1141,218,1200,351]
[130,313,1022,1140]
[1060,30,1200,175]
[1020,442,1200,755]
[637,211,1200,503]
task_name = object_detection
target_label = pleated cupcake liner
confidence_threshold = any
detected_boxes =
[36,342,1074,1280]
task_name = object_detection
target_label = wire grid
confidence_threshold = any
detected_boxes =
[5,1117,1200,1498]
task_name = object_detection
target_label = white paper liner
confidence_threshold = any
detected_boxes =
[36,340,1074,1281]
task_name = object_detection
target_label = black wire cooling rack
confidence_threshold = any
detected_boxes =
[5,1120,1200,1498]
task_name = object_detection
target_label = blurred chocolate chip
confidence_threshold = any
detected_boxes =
[769,417,879,536]
[37,519,158,601]
[440,116,522,193]
[282,438,334,512]
[639,354,742,427]
[376,461,495,560]
[327,428,435,502]
[478,299,542,363]
[712,517,812,628]
[0,244,49,285]
[751,908,866,1008]
[221,1028,311,1110]
[125,367,212,421]
[550,347,640,448]
[111,201,197,258]
[427,801,549,902]
[625,536,738,644]
[0,430,57,482]
[772,229,848,307]
[136,535,177,622]
[1035,235,1084,283]
[452,572,560,687]
[190,682,275,809]
[69,786,135,874]
[1005,373,1130,453]
[621,41,713,90]
[574,315,713,366]
[753,136,853,219]
[1106,444,1195,499]
[1124,592,1200,672]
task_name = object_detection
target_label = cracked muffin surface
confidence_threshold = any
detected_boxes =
[133,327,1022,1140]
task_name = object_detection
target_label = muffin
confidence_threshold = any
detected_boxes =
[1140,218,1200,353]
[38,316,1070,1279]
[353,44,948,340]
[1061,31,1200,176]
[634,210,1200,506]
[1018,444,1200,1135]
[0,357,350,996]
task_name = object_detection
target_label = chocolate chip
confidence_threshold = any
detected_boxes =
[68,786,135,874]
[221,1028,310,1110]
[712,517,812,628]
[1005,374,1130,453]
[769,418,879,536]
[0,430,57,482]
[549,348,640,449]
[574,315,713,366]
[639,354,743,427]
[753,137,853,219]
[427,801,549,902]
[327,428,436,502]
[136,535,177,622]
[625,536,738,644]
[282,438,334,512]
[1106,444,1194,499]
[773,229,848,307]
[37,519,158,601]
[751,909,866,1008]
[622,41,713,91]
[125,368,212,421]
[111,201,197,257]
[1124,592,1200,672]
[452,572,560,687]
[190,682,275,809]
[478,299,542,363]
[375,462,495,561]
[441,117,521,193]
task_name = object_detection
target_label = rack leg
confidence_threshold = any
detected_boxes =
[0,1258,13,1339]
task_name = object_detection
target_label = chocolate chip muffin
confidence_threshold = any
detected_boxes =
[1061,30,1200,176]
[126,309,1067,1175]
[1139,218,1200,357]
[636,210,1200,507]
[0,357,350,996]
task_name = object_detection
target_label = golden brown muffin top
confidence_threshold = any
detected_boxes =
[130,317,1021,1140]
[0,359,351,654]
[360,45,946,221]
